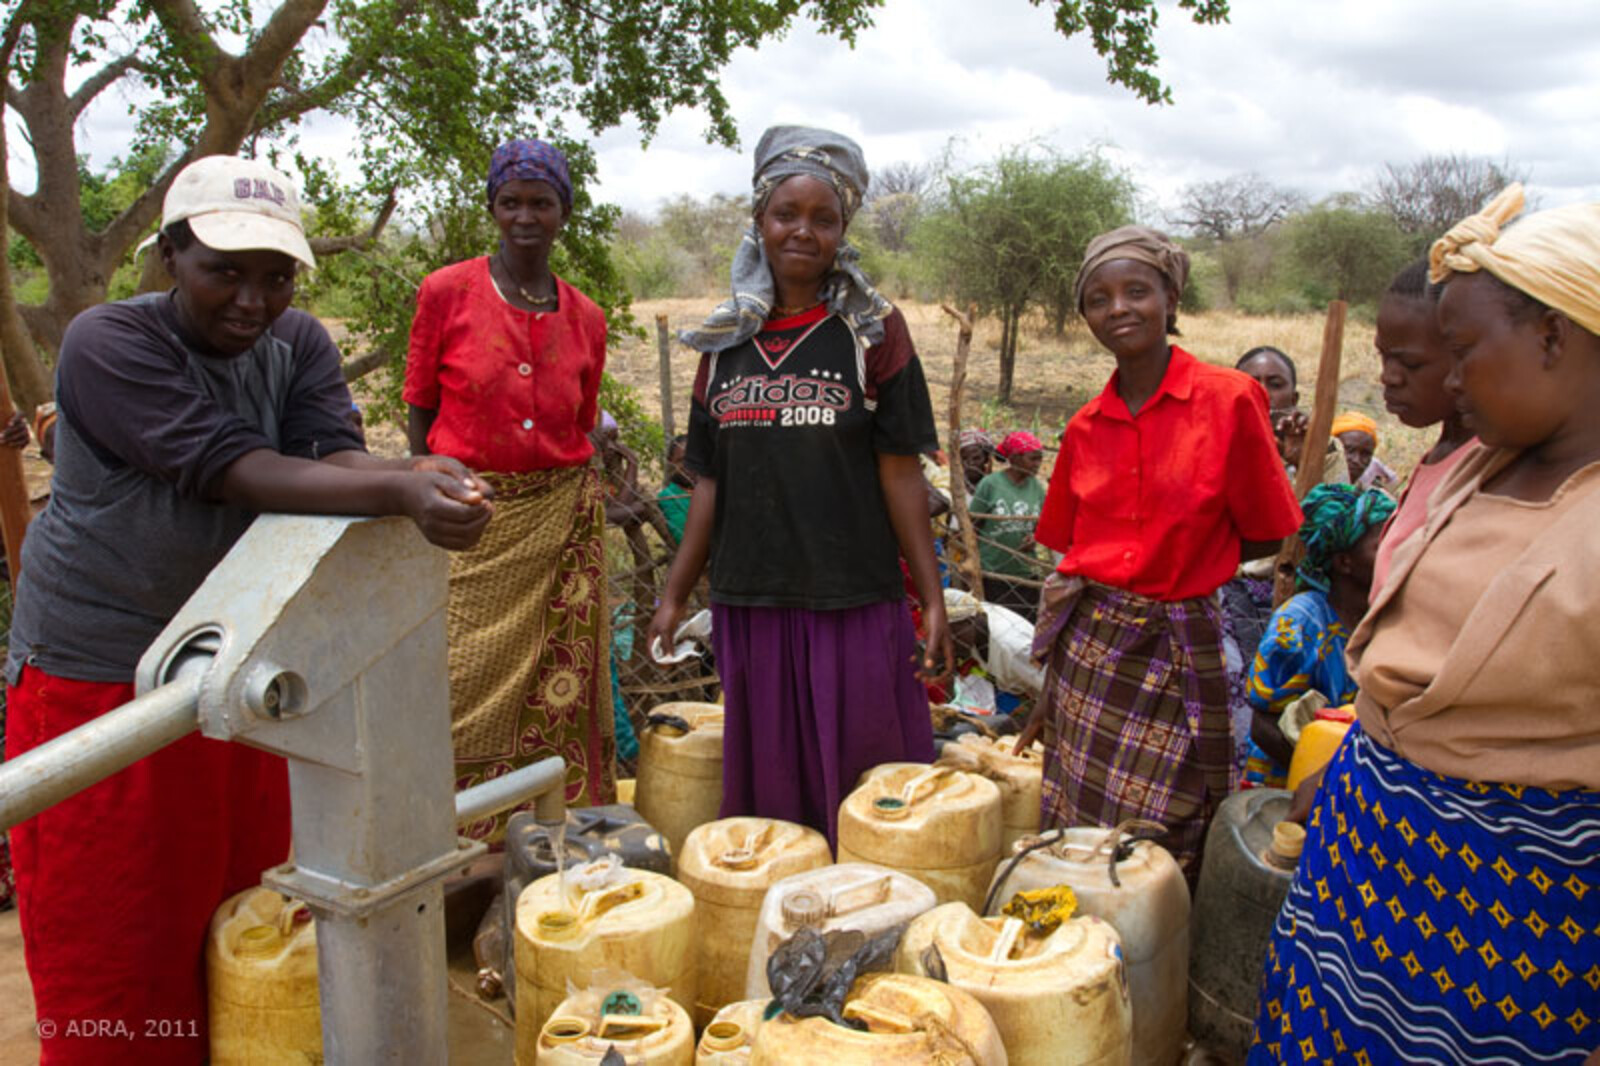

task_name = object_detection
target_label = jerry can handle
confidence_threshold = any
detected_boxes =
[277,899,310,938]
[1092,818,1168,887]
[842,1000,917,1033]
[987,916,1025,963]
[597,1013,668,1040]
[829,874,893,916]
[898,766,954,807]
[743,821,775,856]
[574,878,643,923]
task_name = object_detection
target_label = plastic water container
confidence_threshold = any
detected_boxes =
[513,862,698,1053]
[635,702,725,861]
[936,735,1043,850]
[987,824,1189,1065]
[695,1000,766,1064]
[1285,704,1356,791]
[501,804,674,1016]
[836,764,1002,910]
[532,979,695,1066]
[1188,789,1304,1062]
[898,902,1132,1066]
[206,887,320,1065]
[751,972,1008,1065]
[745,863,937,1000]
[677,817,833,1027]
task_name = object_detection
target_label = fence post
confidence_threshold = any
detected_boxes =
[1273,300,1346,605]
[942,304,985,599]
[655,314,675,441]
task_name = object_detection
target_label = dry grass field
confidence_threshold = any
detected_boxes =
[605,298,1437,476]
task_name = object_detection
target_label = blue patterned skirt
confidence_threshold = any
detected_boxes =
[1249,724,1600,1065]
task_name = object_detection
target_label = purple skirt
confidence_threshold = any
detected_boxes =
[712,600,935,848]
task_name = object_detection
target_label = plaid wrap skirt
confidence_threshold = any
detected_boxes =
[1035,575,1236,879]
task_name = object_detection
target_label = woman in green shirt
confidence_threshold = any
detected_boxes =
[971,430,1047,621]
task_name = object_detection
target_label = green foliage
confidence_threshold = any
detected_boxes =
[1036,0,1231,104]
[654,193,753,293]
[3,0,1236,418]
[918,145,1136,324]
[1286,200,1411,306]
[913,144,1135,399]
[599,373,667,483]
[612,232,696,300]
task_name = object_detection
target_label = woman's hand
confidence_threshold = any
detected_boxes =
[398,469,494,551]
[645,596,687,664]
[1274,410,1309,466]
[1013,698,1047,755]
[917,601,955,685]
[0,410,29,449]
[1286,765,1326,824]
[410,454,495,502]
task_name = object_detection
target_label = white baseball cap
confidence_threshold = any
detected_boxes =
[140,155,316,269]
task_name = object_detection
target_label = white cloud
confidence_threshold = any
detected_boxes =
[583,0,1600,216]
[22,0,1600,216]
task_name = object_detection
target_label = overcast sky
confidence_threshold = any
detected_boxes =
[30,0,1600,222]
[583,0,1600,219]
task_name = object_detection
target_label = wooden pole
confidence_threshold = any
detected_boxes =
[942,303,985,599]
[1273,300,1347,605]
[655,314,675,442]
[0,373,32,594]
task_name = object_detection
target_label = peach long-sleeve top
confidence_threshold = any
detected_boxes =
[1348,446,1600,791]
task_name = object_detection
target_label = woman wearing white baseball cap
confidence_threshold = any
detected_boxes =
[6,153,495,1065]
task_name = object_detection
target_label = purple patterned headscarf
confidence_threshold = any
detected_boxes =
[486,139,572,211]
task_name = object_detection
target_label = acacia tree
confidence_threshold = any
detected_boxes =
[1368,153,1529,254]
[916,146,1135,404]
[1288,195,1410,305]
[1,0,1231,412]
[1170,171,1300,304]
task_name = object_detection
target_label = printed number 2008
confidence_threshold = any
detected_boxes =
[779,406,836,426]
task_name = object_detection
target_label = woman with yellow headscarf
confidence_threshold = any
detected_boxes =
[1249,186,1600,1065]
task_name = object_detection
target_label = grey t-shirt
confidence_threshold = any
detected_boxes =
[7,293,365,683]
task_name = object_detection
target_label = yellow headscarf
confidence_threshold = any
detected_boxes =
[1330,412,1377,443]
[1429,184,1600,337]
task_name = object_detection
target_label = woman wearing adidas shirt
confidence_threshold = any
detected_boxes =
[645,126,950,848]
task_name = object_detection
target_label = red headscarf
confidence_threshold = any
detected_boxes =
[997,430,1043,458]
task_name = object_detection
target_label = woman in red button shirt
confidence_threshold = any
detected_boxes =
[405,139,615,839]
[1015,225,1301,880]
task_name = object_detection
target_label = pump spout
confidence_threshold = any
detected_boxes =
[454,756,567,828]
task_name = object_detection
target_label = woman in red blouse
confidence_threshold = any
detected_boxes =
[404,139,615,839]
[1015,225,1301,881]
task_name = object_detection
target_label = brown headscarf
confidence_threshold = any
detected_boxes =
[1073,224,1191,314]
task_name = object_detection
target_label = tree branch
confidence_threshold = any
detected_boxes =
[340,347,391,382]
[307,188,398,255]
[66,53,149,118]
[97,147,200,256]
[144,0,218,63]
[7,189,43,242]
[240,0,331,88]
[252,0,419,130]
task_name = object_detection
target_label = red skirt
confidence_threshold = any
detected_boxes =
[6,666,291,1065]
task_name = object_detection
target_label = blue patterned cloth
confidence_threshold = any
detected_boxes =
[486,138,572,209]
[1242,590,1356,788]
[1250,724,1600,1065]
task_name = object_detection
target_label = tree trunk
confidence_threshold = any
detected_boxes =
[998,305,1018,406]
[0,80,53,412]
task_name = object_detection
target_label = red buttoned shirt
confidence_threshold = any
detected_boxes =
[403,257,605,472]
[1035,345,1301,601]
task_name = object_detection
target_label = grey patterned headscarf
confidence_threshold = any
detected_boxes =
[680,125,893,354]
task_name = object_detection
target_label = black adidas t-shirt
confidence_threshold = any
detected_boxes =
[685,305,938,609]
